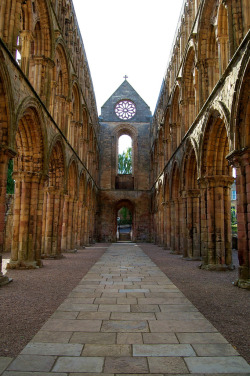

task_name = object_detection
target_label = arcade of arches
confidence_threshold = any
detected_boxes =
[0,0,249,290]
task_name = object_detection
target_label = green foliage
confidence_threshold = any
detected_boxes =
[7,159,15,194]
[118,207,132,225]
[118,147,132,174]
[231,207,237,234]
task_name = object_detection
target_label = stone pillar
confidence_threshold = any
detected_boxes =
[198,176,234,270]
[180,192,188,257]
[185,189,201,260]
[61,194,69,252]
[0,149,15,285]
[164,202,171,250]
[42,188,64,259]
[8,172,46,269]
[228,148,250,288]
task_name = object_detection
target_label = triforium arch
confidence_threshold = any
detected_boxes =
[182,44,198,132]
[181,138,201,260]
[199,106,234,270]
[50,41,70,134]
[8,99,47,269]
[42,137,66,259]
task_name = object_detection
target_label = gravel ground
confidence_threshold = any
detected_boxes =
[0,242,249,365]
[0,245,107,358]
[139,243,250,364]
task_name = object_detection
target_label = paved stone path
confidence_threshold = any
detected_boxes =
[1,243,250,375]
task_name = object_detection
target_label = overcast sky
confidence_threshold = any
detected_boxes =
[73,0,184,115]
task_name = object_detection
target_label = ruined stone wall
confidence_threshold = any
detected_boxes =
[151,0,250,288]
[0,0,99,279]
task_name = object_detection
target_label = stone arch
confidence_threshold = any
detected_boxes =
[79,107,89,163]
[163,108,171,161]
[170,84,181,147]
[0,54,13,147]
[69,81,81,150]
[217,2,229,74]
[113,124,138,189]
[197,1,220,104]
[116,199,135,241]
[182,45,198,132]
[8,103,46,269]
[230,54,250,151]
[42,138,65,258]
[181,140,201,259]
[199,109,234,270]
[50,41,70,134]
[170,162,181,253]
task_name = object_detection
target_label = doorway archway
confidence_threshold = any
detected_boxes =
[116,200,134,242]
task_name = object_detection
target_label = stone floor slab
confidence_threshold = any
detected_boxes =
[104,357,148,373]
[98,304,130,312]
[185,356,250,373]
[57,303,98,312]
[149,319,217,333]
[82,344,131,357]
[147,356,189,373]
[133,344,196,357]
[52,357,104,373]
[30,331,72,344]
[41,319,102,332]
[20,343,83,356]
[192,343,240,356]
[69,332,116,345]
[101,320,149,332]
[176,332,228,344]
[7,355,56,372]
[50,311,78,320]
[117,333,143,344]
[110,312,156,321]
[142,333,179,344]
[77,311,111,320]
[131,304,160,313]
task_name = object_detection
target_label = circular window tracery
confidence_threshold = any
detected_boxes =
[115,100,136,120]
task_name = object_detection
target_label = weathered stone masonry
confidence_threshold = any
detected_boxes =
[151,0,250,288]
[0,0,249,290]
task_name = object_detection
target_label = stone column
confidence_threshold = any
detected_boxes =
[42,188,64,259]
[185,189,201,260]
[180,191,187,257]
[164,201,171,250]
[8,172,46,269]
[170,200,175,252]
[198,176,234,270]
[228,148,250,288]
[19,30,33,76]
[61,194,69,252]
[0,148,15,285]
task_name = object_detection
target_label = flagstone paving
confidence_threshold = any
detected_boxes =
[1,243,250,375]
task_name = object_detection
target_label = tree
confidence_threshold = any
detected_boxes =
[118,147,132,174]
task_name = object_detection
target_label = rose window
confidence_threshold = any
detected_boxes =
[115,100,136,120]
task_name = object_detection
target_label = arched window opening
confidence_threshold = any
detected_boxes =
[118,135,132,174]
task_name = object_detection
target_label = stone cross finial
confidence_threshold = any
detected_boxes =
[123,75,128,80]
